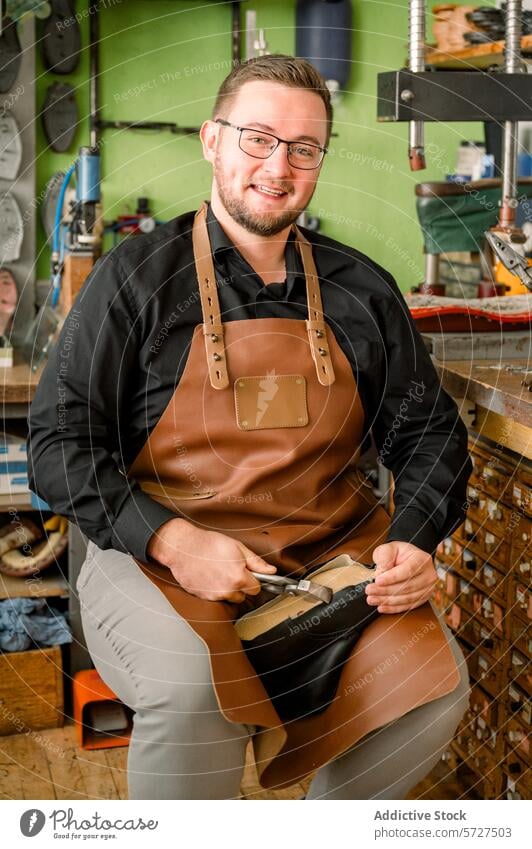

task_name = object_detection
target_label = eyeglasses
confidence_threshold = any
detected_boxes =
[215,119,327,170]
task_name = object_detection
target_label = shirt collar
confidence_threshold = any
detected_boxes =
[205,201,305,297]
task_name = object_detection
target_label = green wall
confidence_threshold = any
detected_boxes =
[35,0,481,289]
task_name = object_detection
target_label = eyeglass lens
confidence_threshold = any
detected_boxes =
[239,129,322,169]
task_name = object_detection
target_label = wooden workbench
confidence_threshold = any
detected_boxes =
[436,359,532,459]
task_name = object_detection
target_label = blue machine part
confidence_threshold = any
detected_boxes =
[296,0,352,93]
[50,163,75,308]
[76,146,101,204]
[52,164,75,255]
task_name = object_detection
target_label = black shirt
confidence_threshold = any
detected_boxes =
[27,203,472,562]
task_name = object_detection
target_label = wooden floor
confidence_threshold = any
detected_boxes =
[0,722,475,800]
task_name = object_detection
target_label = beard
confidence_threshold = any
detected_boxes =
[214,152,309,236]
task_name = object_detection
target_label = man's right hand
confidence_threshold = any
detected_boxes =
[146,518,277,603]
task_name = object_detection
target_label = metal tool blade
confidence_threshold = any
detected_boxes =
[294,579,332,604]
[249,571,332,603]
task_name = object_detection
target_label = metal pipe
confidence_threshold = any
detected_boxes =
[424,253,440,287]
[232,1,241,63]
[480,241,496,285]
[89,3,100,149]
[408,0,426,170]
[500,0,523,227]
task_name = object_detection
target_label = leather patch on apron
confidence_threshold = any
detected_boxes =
[234,373,308,430]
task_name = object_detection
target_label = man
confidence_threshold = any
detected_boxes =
[28,55,472,800]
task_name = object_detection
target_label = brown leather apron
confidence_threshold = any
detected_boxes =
[126,203,461,790]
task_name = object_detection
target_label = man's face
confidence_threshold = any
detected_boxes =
[203,80,328,236]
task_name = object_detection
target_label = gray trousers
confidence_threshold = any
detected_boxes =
[77,540,471,800]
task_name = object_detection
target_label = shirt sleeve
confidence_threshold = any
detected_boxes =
[27,253,177,561]
[371,274,473,554]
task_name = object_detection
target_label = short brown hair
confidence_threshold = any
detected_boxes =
[213,54,333,146]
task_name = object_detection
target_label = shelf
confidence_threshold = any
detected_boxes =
[426,34,532,69]
[0,495,52,513]
[0,494,37,513]
[0,352,43,406]
[0,565,69,599]
[0,355,90,668]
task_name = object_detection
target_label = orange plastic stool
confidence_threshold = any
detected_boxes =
[73,668,133,750]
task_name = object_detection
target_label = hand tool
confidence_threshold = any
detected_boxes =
[485,231,532,292]
[249,571,333,603]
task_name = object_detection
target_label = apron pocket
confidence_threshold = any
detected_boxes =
[138,480,217,500]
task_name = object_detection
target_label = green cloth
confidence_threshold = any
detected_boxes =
[417,183,532,254]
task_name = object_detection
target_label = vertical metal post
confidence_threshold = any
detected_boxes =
[500,0,523,228]
[89,3,100,149]
[425,253,440,287]
[408,0,426,170]
[232,1,241,63]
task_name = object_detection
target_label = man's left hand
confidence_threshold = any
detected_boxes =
[366,541,437,613]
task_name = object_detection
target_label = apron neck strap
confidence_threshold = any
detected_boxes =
[192,202,335,390]
[193,203,229,389]
[293,229,335,386]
